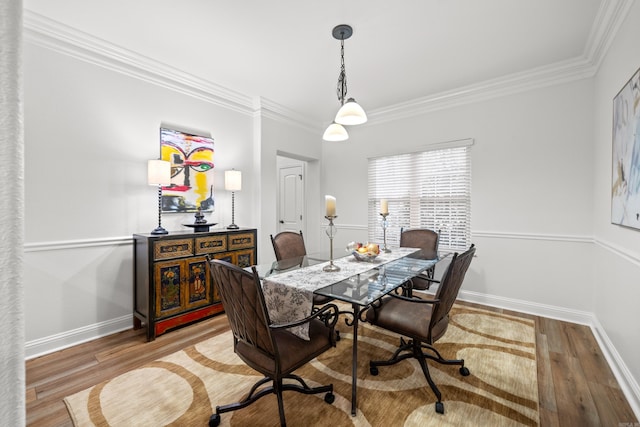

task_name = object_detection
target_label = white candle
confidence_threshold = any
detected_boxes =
[325,195,336,217]
[380,199,388,215]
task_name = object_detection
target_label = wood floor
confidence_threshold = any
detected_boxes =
[26,300,638,426]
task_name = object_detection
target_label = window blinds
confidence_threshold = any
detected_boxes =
[367,145,471,251]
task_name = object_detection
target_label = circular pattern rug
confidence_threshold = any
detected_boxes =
[64,304,539,426]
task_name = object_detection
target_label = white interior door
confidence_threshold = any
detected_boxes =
[278,164,304,234]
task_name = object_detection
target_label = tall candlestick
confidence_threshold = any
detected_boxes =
[380,199,388,215]
[323,215,340,272]
[380,213,391,253]
[325,195,336,217]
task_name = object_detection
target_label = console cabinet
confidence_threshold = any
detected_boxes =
[133,228,257,340]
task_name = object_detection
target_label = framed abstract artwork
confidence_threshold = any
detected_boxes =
[612,67,640,230]
[160,127,215,213]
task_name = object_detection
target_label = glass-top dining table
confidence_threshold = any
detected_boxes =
[250,248,450,416]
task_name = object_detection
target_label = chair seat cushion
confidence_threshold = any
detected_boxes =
[366,296,448,343]
[236,318,333,376]
[312,294,334,305]
[410,275,432,291]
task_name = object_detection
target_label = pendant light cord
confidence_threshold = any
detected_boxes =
[337,38,348,105]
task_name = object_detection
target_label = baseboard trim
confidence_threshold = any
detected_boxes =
[458,290,594,324]
[458,289,640,421]
[590,316,640,420]
[25,315,132,360]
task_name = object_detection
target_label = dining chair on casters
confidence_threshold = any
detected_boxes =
[399,227,440,296]
[270,231,334,306]
[207,258,339,427]
[366,244,476,415]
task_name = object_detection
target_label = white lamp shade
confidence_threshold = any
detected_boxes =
[322,122,349,141]
[335,98,367,125]
[147,159,172,186]
[225,169,242,191]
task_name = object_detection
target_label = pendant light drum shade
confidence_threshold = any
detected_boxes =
[335,97,367,125]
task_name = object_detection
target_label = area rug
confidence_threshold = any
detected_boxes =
[64,304,539,426]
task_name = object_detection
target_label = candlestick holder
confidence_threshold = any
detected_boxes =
[323,215,341,272]
[380,213,391,253]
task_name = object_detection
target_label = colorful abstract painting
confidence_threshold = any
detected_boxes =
[612,67,640,230]
[160,127,215,213]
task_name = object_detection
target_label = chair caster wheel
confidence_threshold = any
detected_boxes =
[370,366,379,376]
[324,392,335,404]
[460,366,470,376]
[209,414,221,427]
[435,401,444,414]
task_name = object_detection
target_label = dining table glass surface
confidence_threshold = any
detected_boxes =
[251,252,330,279]
[313,255,442,306]
[252,250,448,307]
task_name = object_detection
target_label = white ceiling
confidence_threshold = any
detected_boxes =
[24,0,613,124]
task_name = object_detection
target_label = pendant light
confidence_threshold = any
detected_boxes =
[322,122,349,141]
[323,24,367,141]
[335,97,367,125]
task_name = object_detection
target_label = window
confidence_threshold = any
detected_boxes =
[367,140,472,251]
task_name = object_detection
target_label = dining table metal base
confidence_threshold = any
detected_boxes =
[342,301,371,416]
[350,302,359,416]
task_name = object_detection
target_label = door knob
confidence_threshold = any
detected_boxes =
[279,220,284,224]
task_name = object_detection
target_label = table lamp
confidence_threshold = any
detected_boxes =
[225,169,241,229]
[148,159,172,235]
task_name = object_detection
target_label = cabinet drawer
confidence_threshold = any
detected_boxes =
[228,232,255,250]
[195,235,227,254]
[154,239,194,260]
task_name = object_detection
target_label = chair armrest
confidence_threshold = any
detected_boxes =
[399,275,440,291]
[416,274,440,284]
[269,303,339,330]
[387,293,441,305]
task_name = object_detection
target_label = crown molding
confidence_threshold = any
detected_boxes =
[367,56,597,125]
[254,97,321,133]
[23,10,255,116]
[23,1,634,129]
[366,0,634,126]
[584,0,635,70]
[23,10,323,130]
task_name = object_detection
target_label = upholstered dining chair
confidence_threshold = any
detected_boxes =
[207,259,339,427]
[366,244,476,414]
[399,227,440,296]
[270,230,307,261]
[270,231,334,306]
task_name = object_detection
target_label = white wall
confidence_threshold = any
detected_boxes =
[258,112,323,261]
[322,80,596,312]
[23,41,255,354]
[592,0,640,401]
